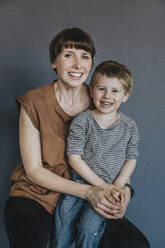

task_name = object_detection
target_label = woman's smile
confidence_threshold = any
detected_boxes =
[52,47,92,87]
[68,72,83,79]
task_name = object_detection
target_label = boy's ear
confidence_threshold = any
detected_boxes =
[122,93,130,103]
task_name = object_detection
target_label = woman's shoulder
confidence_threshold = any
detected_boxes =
[15,82,54,130]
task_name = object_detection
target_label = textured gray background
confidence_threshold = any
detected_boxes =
[1,0,165,247]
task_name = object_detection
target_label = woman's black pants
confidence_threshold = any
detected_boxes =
[5,197,151,248]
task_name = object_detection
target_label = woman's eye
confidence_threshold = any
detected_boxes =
[82,55,90,60]
[64,53,72,58]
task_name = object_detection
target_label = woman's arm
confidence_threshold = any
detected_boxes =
[19,106,90,198]
[19,106,122,218]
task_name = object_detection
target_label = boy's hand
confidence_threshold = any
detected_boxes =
[102,183,121,204]
[115,187,125,203]
[108,184,126,204]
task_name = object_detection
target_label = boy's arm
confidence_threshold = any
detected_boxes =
[68,154,106,188]
[115,120,139,189]
[67,112,119,200]
[67,113,107,188]
[68,154,119,202]
[113,159,137,188]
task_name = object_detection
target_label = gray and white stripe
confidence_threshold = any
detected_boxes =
[67,109,139,184]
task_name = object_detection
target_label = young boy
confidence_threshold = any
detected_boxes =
[55,60,139,248]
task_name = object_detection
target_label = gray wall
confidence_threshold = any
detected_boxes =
[1,0,165,247]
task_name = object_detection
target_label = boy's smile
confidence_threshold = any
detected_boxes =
[90,74,129,117]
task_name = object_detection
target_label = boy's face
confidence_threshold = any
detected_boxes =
[90,74,129,115]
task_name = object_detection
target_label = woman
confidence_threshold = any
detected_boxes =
[5,27,150,248]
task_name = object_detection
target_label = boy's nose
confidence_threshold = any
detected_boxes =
[104,91,112,98]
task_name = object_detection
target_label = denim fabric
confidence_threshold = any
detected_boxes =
[54,172,106,248]
[70,201,106,248]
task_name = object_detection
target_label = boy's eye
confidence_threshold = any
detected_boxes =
[98,87,105,91]
[112,89,119,93]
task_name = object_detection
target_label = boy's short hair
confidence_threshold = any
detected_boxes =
[90,60,134,95]
[49,27,96,64]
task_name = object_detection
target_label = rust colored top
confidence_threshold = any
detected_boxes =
[10,81,80,214]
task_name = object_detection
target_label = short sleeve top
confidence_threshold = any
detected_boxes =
[67,109,139,184]
[10,82,74,214]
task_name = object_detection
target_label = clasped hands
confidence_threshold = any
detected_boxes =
[86,183,130,219]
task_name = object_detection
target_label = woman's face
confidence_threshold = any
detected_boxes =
[52,47,92,88]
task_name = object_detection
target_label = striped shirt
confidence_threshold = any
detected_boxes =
[67,109,139,184]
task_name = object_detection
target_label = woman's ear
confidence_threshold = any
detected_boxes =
[51,63,56,69]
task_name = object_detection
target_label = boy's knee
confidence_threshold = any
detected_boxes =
[77,218,105,238]
[78,220,93,233]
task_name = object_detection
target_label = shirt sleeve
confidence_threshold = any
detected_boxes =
[126,121,140,160]
[66,112,88,157]
[16,91,40,130]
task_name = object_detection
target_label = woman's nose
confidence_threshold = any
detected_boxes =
[72,57,82,69]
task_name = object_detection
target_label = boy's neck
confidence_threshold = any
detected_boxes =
[92,109,118,129]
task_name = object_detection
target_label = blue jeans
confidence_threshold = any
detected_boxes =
[54,172,106,248]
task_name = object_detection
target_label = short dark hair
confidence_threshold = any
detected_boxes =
[90,60,134,95]
[49,27,96,64]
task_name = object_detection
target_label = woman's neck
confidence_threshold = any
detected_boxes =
[54,81,91,116]
[55,81,83,106]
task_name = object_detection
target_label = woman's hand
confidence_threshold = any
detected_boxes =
[85,184,131,219]
[85,185,124,219]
